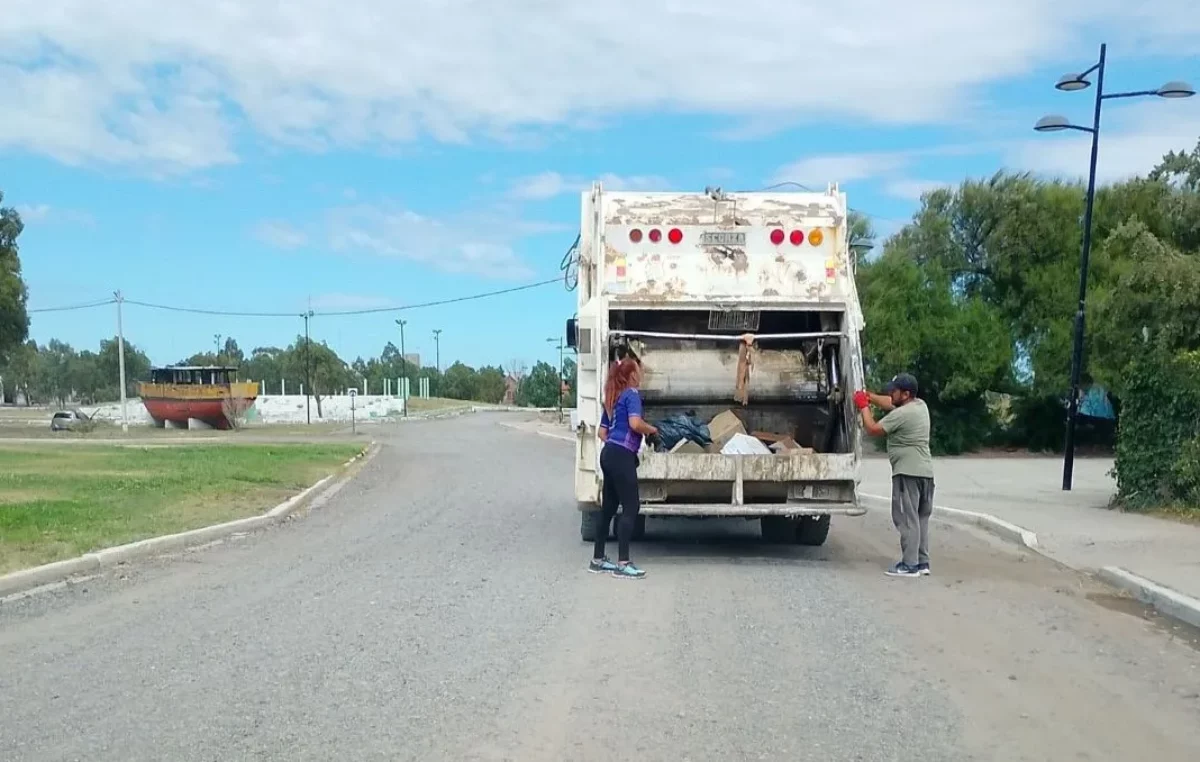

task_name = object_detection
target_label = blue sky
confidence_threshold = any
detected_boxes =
[3,1,1198,371]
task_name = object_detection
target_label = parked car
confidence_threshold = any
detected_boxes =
[50,410,91,432]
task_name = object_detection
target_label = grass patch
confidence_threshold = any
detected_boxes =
[406,396,475,413]
[0,443,363,574]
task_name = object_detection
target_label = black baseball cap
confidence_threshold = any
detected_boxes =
[885,373,918,394]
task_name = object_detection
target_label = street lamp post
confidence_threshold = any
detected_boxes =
[396,319,408,417]
[301,311,314,424]
[546,336,565,423]
[1034,43,1193,491]
[433,329,442,374]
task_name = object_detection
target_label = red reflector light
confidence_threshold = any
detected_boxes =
[648,228,662,243]
[668,228,683,244]
[790,230,805,246]
[770,229,785,245]
[629,229,643,243]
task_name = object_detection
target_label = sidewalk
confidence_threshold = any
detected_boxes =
[861,457,1200,602]
[511,414,1200,605]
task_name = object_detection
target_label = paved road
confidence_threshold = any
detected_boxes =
[2,414,1199,761]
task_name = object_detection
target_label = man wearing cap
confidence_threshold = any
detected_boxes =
[853,373,934,578]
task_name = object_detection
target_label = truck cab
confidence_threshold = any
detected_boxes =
[567,183,867,546]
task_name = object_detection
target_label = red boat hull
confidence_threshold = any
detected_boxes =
[142,397,257,430]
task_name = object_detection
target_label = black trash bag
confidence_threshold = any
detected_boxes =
[653,412,713,452]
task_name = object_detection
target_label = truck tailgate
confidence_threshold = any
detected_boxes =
[636,451,856,481]
[630,451,863,517]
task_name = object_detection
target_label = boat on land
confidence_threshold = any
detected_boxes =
[139,366,259,430]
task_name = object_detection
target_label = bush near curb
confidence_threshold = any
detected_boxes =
[1113,350,1200,510]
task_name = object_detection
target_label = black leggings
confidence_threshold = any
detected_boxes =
[595,444,642,562]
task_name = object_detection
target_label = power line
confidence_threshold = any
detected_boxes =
[122,300,299,318]
[28,298,117,314]
[315,277,562,316]
[73,276,565,320]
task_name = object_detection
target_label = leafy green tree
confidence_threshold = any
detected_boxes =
[857,249,1012,454]
[517,361,561,408]
[0,192,30,366]
[473,365,507,404]
[563,356,578,406]
[441,361,477,400]
[282,336,352,417]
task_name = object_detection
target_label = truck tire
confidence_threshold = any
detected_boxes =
[760,516,795,544]
[581,511,596,542]
[795,515,831,546]
[632,514,647,541]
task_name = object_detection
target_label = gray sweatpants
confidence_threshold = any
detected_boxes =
[892,475,934,566]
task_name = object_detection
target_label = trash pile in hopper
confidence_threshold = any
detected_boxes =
[652,408,813,456]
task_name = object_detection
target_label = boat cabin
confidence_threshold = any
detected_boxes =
[149,366,241,386]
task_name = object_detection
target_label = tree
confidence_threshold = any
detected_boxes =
[563,356,578,406]
[282,336,352,417]
[857,249,1012,454]
[1091,222,1200,396]
[517,361,562,408]
[0,192,30,366]
[471,365,507,404]
[441,361,477,400]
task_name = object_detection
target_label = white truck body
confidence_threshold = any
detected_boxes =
[568,183,867,544]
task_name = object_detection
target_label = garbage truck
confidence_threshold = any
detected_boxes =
[565,183,867,545]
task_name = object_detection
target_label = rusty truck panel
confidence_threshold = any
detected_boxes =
[591,190,859,309]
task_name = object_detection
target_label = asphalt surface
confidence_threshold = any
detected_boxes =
[2,413,1199,761]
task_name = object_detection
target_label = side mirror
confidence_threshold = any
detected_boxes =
[566,318,578,349]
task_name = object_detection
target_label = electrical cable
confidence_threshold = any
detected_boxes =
[28,298,118,314]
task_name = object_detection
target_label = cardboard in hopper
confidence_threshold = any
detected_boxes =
[707,410,747,448]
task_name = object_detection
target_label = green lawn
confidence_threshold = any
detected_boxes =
[0,443,363,574]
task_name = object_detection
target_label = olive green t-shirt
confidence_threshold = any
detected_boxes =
[879,398,934,478]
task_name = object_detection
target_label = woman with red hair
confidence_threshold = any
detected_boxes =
[590,354,658,579]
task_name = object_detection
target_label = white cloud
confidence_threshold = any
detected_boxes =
[4,0,1198,171]
[884,180,952,202]
[1006,98,1200,184]
[772,152,912,188]
[13,203,96,226]
[324,204,536,279]
[508,172,670,200]
[509,172,572,201]
[14,203,51,222]
[253,220,308,250]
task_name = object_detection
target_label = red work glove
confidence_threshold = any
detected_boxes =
[853,390,870,410]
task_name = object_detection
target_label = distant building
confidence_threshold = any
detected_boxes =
[503,375,519,405]
[404,353,421,368]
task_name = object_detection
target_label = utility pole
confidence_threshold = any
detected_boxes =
[302,310,314,424]
[546,335,565,423]
[115,290,128,433]
[432,329,442,373]
[396,318,408,417]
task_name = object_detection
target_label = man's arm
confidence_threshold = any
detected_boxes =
[853,390,888,437]
[860,406,887,437]
[868,392,895,412]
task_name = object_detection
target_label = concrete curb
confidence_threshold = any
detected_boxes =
[860,493,1040,550]
[1097,567,1200,630]
[508,424,1200,629]
[861,492,1200,632]
[0,441,379,599]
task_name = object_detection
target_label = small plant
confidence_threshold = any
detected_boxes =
[221,388,251,430]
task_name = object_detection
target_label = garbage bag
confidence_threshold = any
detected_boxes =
[653,412,712,451]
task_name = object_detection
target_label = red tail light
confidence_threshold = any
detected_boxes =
[790,230,805,245]
[770,229,785,245]
[648,228,662,243]
[629,229,643,243]
[668,228,683,244]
